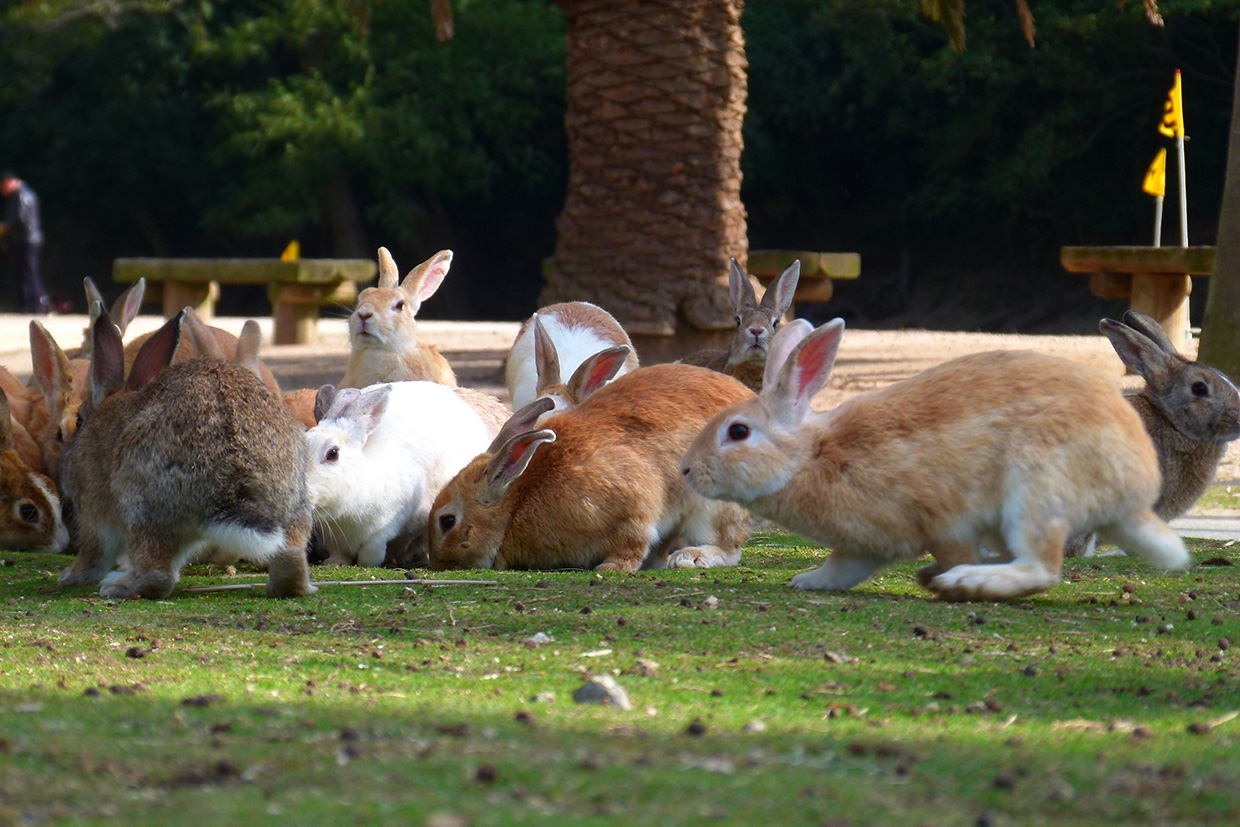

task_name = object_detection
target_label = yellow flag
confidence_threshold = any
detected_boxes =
[1157,70,1185,139]
[280,240,300,261]
[1142,148,1167,197]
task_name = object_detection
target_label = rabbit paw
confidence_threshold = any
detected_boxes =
[59,566,104,587]
[667,545,742,569]
[789,554,882,591]
[928,563,1059,602]
[99,571,139,600]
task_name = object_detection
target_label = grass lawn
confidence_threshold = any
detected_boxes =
[2,528,1238,826]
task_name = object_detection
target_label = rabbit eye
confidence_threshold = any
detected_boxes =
[55,427,63,443]
[394,300,405,312]
[74,413,83,430]
[1192,381,1210,397]
[18,503,38,524]
[735,316,742,327]
[324,446,340,463]
[438,513,456,532]
[727,422,750,442]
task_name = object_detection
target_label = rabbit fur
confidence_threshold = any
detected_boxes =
[427,363,755,573]
[679,259,800,392]
[680,318,1190,601]
[305,379,494,568]
[341,247,456,389]
[0,385,69,553]
[506,301,638,410]
[57,307,316,600]
[1066,310,1240,556]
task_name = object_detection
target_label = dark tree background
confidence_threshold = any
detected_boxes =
[0,0,1234,333]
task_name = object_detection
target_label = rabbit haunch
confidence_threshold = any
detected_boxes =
[427,363,754,573]
[506,301,638,411]
[305,380,495,568]
[58,310,315,600]
[681,320,1189,601]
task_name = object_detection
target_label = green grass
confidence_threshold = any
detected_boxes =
[2,532,1239,826]
[1195,483,1240,513]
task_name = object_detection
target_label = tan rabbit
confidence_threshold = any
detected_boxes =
[679,259,799,392]
[427,364,754,572]
[340,247,456,389]
[680,319,1190,601]
[0,364,49,473]
[1066,310,1240,556]
[27,321,91,481]
[57,306,315,600]
[0,386,68,553]
[506,301,638,410]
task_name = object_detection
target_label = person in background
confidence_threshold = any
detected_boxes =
[0,171,50,314]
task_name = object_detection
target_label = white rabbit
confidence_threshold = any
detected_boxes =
[304,380,494,568]
[680,319,1190,601]
[506,301,638,411]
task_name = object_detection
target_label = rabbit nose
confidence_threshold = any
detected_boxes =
[357,311,372,321]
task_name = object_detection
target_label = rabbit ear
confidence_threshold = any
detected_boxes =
[763,318,814,391]
[766,319,844,426]
[1100,318,1173,385]
[0,388,13,451]
[89,303,126,407]
[481,429,556,506]
[182,307,226,359]
[127,310,184,392]
[728,258,757,312]
[402,250,453,303]
[566,346,630,404]
[377,247,399,289]
[29,320,72,420]
[760,260,800,318]
[488,397,555,453]
[83,277,105,315]
[1121,310,1181,355]
[533,316,561,395]
[112,278,146,334]
[339,384,391,440]
[313,385,338,424]
[236,320,272,388]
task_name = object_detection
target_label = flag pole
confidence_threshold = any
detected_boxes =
[1153,195,1163,247]
[1173,69,1188,246]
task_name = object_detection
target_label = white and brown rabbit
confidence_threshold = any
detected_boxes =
[506,301,638,410]
[679,259,799,392]
[57,306,316,600]
[341,247,456,389]
[0,386,69,553]
[680,319,1190,601]
[1065,310,1240,556]
[512,315,632,425]
[427,363,754,572]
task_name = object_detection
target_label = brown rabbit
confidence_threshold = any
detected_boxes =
[27,321,91,481]
[0,386,68,553]
[71,276,146,360]
[57,306,315,600]
[680,259,800,392]
[427,364,754,572]
[340,247,456,389]
[1066,311,1240,556]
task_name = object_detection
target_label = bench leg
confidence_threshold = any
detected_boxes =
[1130,273,1191,344]
[162,281,219,321]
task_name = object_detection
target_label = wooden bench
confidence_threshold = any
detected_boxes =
[112,258,377,345]
[747,250,861,305]
[1061,246,1215,342]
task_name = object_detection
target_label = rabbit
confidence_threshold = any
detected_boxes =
[123,308,282,396]
[340,247,456,389]
[506,301,638,410]
[517,315,633,424]
[1065,310,1240,557]
[0,385,69,553]
[0,364,50,473]
[679,258,800,392]
[427,363,755,573]
[679,318,1190,601]
[305,379,495,568]
[57,305,316,600]
[70,276,146,360]
[452,386,512,439]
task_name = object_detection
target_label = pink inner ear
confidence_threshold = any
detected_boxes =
[586,351,625,389]
[796,334,833,403]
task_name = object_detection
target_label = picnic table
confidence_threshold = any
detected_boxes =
[112,258,377,345]
[1060,245,1215,342]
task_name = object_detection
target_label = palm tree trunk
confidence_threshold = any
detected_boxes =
[541,0,748,362]
[1197,23,1240,375]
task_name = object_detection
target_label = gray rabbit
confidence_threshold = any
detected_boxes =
[57,306,316,599]
[1067,310,1240,556]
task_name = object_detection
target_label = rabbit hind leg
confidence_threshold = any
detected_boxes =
[790,549,885,591]
[265,517,316,597]
[927,517,1066,601]
[1097,509,1189,571]
[666,503,751,569]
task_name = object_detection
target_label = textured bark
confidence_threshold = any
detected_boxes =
[1198,23,1240,376]
[542,0,748,358]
